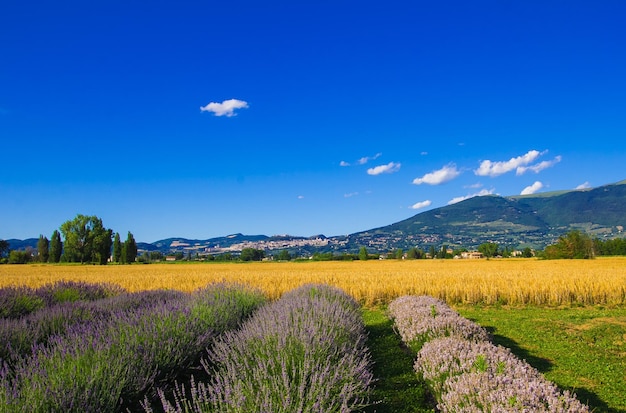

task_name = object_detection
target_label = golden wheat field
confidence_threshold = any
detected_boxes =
[1,257,625,306]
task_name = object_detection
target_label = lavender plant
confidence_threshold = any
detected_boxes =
[388,295,490,351]
[416,336,590,412]
[148,284,374,413]
[0,300,108,367]
[35,280,125,307]
[0,283,266,413]
[0,286,45,319]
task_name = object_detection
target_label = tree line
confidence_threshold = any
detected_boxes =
[0,214,137,265]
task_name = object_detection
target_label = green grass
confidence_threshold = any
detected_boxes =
[363,305,626,413]
[456,305,626,413]
[362,308,435,413]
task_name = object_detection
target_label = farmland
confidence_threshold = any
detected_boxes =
[1,258,625,306]
[1,258,625,412]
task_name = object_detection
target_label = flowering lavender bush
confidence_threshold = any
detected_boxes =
[388,295,590,412]
[0,282,266,413]
[148,284,374,413]
[0,300,108,367]
[35,280,125,307]
[416,336,590,412]
[0,286,45,319]
[388,295,490,351]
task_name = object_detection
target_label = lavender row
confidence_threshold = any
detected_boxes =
[147,284,374,413]
[387,295,490,351]
[388,295,589,412]
[416,337,590,412]
[0,280,125,319]
[0,283,266,412]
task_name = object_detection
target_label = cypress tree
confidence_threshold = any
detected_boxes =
[49,230,62,263]
[37,235,49,263]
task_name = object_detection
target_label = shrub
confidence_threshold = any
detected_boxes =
[0,283,266,413]
[416,336,590,412]
[149,284,373,413]
[35,280,125,307]
[387,295,490,351]
[0,286,45,319]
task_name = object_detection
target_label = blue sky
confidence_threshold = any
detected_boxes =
[2,1,625,243]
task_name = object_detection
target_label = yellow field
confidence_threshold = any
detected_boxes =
[2,257,625,306]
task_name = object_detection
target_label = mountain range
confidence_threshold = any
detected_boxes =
[6,179,626,255]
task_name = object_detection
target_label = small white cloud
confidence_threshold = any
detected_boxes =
[420,151,428,155]
[200,98,249,117]
[344,192,359,198]
[516,155,562,175]
[367,162,401,176]
[410,200,432,210]
[475,150,545,177]
[357,153,382,165]
[448,188,495,205]
[340,161,350,167]
[297,195,305,199]
[413,163,461,185]
[521,181,544,195]
[575,181,591,190]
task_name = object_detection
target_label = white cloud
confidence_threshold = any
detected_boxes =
[475,150,546,177]
[341,153,382,167]
[367,162,401,176]
[576,181,591,190]
[344,192,359,198]
[447,188,495,205]
[200,99,249,117]
[410,200,432,210]
[516,155,562,175]
[413,164,461,185]
[297,195,305,199]
[521,181,544,195]
[357,153,382,165]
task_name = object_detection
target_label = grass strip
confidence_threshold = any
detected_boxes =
[456,305,626,413]
[362,308,434,413]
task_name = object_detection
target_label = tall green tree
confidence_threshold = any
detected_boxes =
[37,235,49,263]
[240,247,264,261]
[478,242,499,258]
[60,214,111,264]
[122,231,137,264]
[358,246,369,261]
[112,232,122,263]
[49,230,62,263]
[0,239,9,259]
[544,230,594,259]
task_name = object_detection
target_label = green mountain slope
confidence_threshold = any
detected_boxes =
[350,180,626,250]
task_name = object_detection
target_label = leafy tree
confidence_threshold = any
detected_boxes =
[358,246,368,261]
[0,239,9,259]
[394,249,404,259]
[60,214,111,264]
[521,247,533,258]
[122,231,138,264]
[406,247,424,259]
[544,230,594,259]
[240,248,265,261]
[428,245,436,258]
[8,250,32,264]
[149,251,163,261]
[112,232,122,263]
[37,235,49,263]
[49,230,62,263]
[478,242,499,258]
[275,250,292,261]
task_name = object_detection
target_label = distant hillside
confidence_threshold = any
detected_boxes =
[5,180,625,255]
[349,180,626,251]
